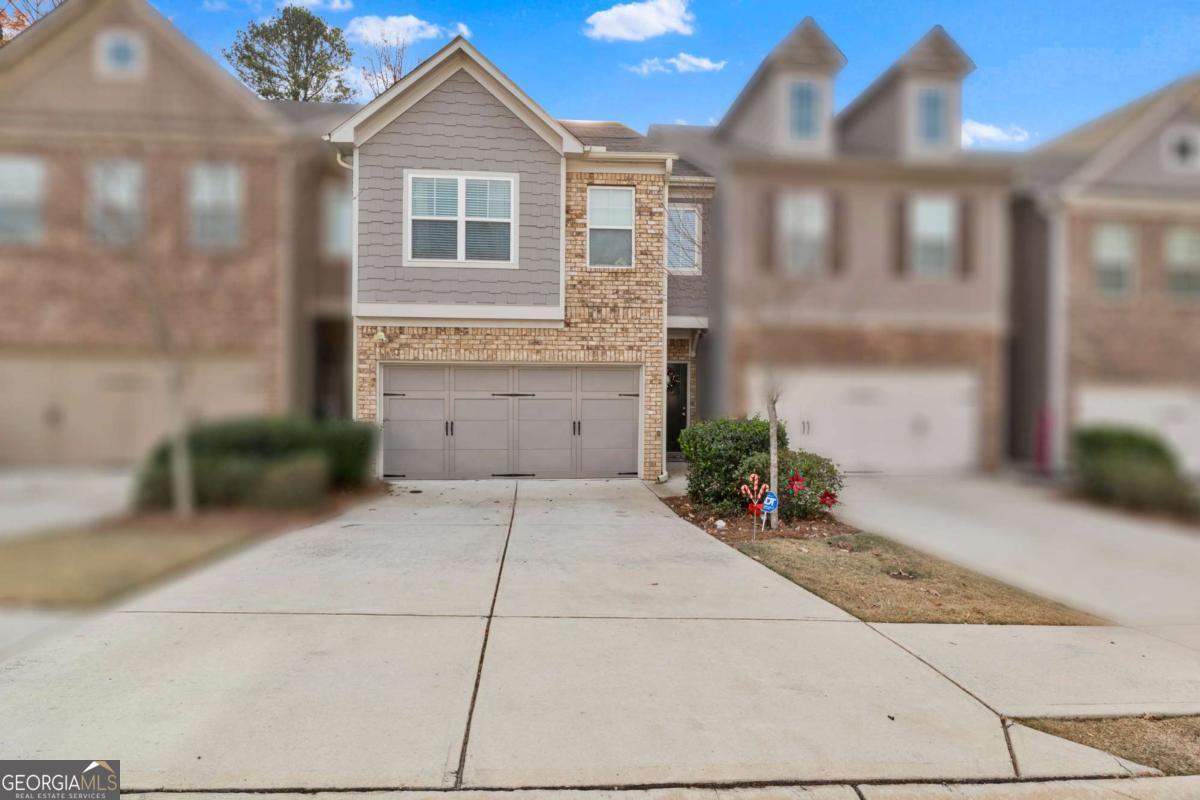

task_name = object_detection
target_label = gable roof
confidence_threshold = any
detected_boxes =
[327,37,583,154]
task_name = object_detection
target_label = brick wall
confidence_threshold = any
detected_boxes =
[355,169,668,478]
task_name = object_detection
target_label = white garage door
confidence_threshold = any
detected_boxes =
[748,368,982,474]
[1078,384,1200,474]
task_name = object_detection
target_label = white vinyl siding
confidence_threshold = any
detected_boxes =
[910,195,957,279]
[188,163,244,251]
[1092,222,1135,298]
[0,156,46,245]
[406,171,516,267]
[587,186,634,268]
[89,160,143,246]
[667,204,700,273]
[778,192,827,275]
[1166,227,1200,299]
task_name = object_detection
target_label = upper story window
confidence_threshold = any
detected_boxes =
[1166,226,1200,299]
[667,204,701,273]
[1162,125,1200,173]
[405,171,515,266]
[189,162,245,252]
[90,160,143,247]
[909,195,957,279]
[778,192,828,275]
[321,183,352,259]
[1091,222,1135,298]
[789,81,821,142]
[915,86,950,150]
[587,186,634,268]
[0,155,45,245]
[95,28,147,80]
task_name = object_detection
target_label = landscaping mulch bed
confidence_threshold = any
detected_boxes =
[661,495,857,542]
[1022,716,1200,776]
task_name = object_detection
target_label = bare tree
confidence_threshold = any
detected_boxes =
[360,34,410,98]
[2,0,67,43]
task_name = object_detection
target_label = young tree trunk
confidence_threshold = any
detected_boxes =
[766,387,780,531]
[165,358,194,519]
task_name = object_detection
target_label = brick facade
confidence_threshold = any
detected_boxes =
[355,169,668,478]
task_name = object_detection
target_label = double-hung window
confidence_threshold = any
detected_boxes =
[407,172,515,265]
[910,195,957,278]
[90,159,143,246]
[778,192,828,274]
[1092,222,1135,298]
[0,155,46,245]
[915,85,950,151]
[789,81,821,142]
[1166,226,1200,299]
[189,162,244,251]
[587,186,634,267]
[667,204,701,273]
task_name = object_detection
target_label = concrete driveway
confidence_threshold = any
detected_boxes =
[0,479,1179,792]
[839,475,1200,628]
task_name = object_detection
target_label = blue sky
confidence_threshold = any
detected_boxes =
[156,0,1200,149]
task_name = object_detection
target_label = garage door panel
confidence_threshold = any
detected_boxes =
[454,367,510,393]
[384,448,448,479]
[455,421,510,451]
[455,398,509,421]
[517,368,573,393]
[385,397,443,422]
[384,366,446,394]
[580,368,638,394]
[454,448,510,479]
[581,448,638,477]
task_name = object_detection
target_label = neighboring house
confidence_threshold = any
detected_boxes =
[658,20,1013,474]
[328,38,713,480]
[1011,76,1200,473]
[0,0,352,466]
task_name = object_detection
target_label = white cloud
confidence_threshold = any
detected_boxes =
[585,0,693,42]
[202,0,229,9]
[628,52,724,77]
[454,22,472,39]
[280,0,353,10]
[346,14,448,44]
[961,119,1031,148]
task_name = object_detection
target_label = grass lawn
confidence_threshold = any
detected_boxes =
[0,508,332,608]
[1023,716,1200,776]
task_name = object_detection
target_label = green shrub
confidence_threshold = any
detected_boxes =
[738,449,844,520]
[1071,425,1177,473]
[1071,425,1197,516]
[136,456,265,510]
[249,453,331,509]
[315,419,376,487]
[678,417,788,513]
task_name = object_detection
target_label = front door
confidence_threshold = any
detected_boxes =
[666,362,689,455]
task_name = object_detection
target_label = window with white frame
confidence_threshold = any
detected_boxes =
[778,192,827,274]
[789,80,821,142]
[95,28,147,79]
[0,155,46,245]
[189,162,244,251]
[1166,226,1200,299]
[406,172,514,265]
[667,204,700,272]
[90,160,143,246]
[910,196,957,278]
[587,186,634,267]
[321,183,352,259]
[915,85,950,150]
[1092,222,1135,297]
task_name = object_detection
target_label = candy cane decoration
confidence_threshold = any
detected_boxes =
[740,473,770,538]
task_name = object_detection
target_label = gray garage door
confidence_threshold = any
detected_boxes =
[381,365,640,479]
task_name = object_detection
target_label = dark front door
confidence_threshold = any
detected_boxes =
[666,362,688,454]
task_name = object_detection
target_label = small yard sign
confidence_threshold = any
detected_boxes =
[762,491,779,515]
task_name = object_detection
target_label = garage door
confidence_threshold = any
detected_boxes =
[381,365,641,479]
[1078,384,1200,474]
[747,367,981,474]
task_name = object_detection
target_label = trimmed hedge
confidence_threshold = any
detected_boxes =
[738,449,844,521]
[1070,425,1197,516]
[249,453,331,509]
[678,417,787,513]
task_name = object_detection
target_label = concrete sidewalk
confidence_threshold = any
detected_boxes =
[0,467,133,540]
[0,479,1194,791]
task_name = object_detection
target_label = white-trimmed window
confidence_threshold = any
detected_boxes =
[189,162,244,251]
[406,171,515,266]
[667,204,701,273]
[778,192,827,275]
[90,160,143,246]
[95,28,147,79]
[321,183,352,259]
[910,195,957,278]
[916,86,949,149]
[1092,222,1135,297]
[587,186,634,267]
[789,80,821,142]
[0,155,46,245]
[1166,226,1200,299]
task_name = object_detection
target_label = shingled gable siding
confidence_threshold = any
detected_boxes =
[356,69,561,307]
[355,170,668,479]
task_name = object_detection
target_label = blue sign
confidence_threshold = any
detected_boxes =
[762,491,779,514]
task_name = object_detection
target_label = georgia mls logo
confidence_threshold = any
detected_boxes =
[0,760,120,800]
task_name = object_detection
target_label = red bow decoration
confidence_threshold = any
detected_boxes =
[788,471,806,494]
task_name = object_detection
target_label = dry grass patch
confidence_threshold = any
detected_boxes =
[737,532,1104,625]
[1023,716,1200,776]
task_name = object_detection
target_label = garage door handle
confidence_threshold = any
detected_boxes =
[618,393,640,397]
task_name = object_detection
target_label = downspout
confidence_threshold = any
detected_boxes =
[1039,189,1070,475]
[658,159,673,483]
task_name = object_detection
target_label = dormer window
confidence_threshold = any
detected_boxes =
[95,28,147,80]
[1162,125,1200,173]
[916,86,949,148]
[789,81,821,141]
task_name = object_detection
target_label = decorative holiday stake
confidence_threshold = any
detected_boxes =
[740,473,770,540]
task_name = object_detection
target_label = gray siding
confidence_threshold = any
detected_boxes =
[667,188,712,318]
[357,69,561,307]
[1095,104,1200,197]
